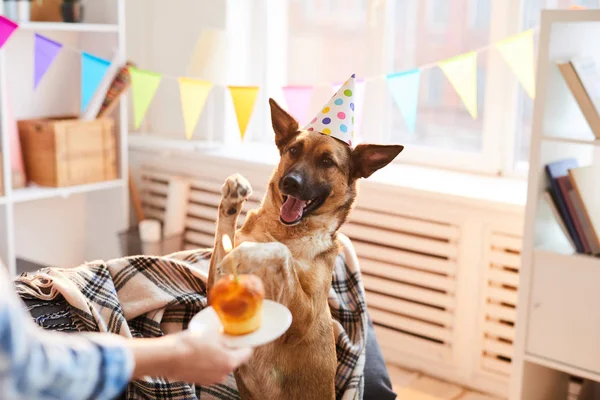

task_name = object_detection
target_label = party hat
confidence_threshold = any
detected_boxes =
[304,74,355,146]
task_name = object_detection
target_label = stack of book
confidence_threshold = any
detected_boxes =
[545,159,600,255]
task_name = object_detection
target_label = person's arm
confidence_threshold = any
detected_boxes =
[0,267,133,400]
[0,267,251,400]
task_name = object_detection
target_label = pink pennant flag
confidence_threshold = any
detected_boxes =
[333,78,366,139]
[5,86,25,187]
[282,85,314,126]
[0,16,17,50]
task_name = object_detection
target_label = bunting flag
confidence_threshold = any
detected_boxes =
[282,86,313,126]
[34,34,62,90]
[495,29,536,98]
[8,19,540,141]
[439,52,478,119]
[178,77,213,140]
[129,67,162,129]
[228,86,259,140]
[0,16,17,50]
[388,69,421,133]
[81,52,111,112]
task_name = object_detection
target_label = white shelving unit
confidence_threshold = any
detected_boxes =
[18,22,119,33]
[0,0,128,275]
[511,10,600,400]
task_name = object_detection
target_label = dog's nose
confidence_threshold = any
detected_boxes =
[282,173,303,193]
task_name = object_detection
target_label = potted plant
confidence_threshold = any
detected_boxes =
[61,0,82,23]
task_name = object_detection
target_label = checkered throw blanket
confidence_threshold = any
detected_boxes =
[14,234,367,400]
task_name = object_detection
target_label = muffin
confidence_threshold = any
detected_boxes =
[208,274,265,335]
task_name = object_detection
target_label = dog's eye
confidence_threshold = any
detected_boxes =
[322,157,334,167]
[289,146,298,156]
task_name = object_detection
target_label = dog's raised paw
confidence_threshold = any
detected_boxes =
[220,174,252,215]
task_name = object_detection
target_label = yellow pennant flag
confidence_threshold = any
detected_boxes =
[495,29,536,99]
[228,86,259,140]
[129,67,162,129]
[439,52,478,119]
[178,77,213,140]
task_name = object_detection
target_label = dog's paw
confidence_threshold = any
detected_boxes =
[220,174,252,216]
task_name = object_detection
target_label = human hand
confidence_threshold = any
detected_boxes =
[129,326,252,385]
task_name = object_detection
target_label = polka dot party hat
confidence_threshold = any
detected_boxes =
[304,73,355,147]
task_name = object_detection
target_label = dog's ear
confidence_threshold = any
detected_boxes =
[351,144,404,179]
[269,98,299,151]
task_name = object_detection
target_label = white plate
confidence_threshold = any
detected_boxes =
[189,300,292,348]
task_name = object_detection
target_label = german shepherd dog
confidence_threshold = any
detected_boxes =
[207,99,403,400]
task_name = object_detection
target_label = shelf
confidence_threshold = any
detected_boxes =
[11,180,124,203]
[541,136,600,146]
[533,248,600,267]
[16,22,119,33]
[525,353,600,383]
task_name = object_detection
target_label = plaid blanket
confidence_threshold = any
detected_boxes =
[14,233,367,400]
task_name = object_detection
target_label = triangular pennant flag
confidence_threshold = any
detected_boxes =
[34,34,62,90]
[81,52,111,112]
[178,77,213,140]
[0,16,17,50]
[387,69,421,133]
[439,52,478,119]
[129,67,162,129]
[282,86,313,126]
[228,86,259,140]
[495,29,536,98]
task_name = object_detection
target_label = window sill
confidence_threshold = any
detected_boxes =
[129,134,527,211]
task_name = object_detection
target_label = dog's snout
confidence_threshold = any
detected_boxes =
[282,173,303,193]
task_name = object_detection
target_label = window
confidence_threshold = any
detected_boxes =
[388,0,493,171]
[136,0,600,177]
[426,0,450,31]
[468,0,490,29]
[279,0,600,175]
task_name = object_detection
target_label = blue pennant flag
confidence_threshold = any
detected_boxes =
[387,69,421,133]
[81,52,111,112]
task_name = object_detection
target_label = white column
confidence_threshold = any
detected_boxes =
[363,0,395,144]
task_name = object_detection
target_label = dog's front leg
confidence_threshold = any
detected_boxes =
[220,241,293,302]
[208,174,252,292]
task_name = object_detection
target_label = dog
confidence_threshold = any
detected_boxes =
[207,98,403,399]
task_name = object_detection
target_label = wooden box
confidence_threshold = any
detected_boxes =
[30,0,63,22]
[18,117,117,187]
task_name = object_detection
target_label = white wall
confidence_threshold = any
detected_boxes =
[125,0,293,144]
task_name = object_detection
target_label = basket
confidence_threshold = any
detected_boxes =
[18,116,117,187]
[119,227,184,257]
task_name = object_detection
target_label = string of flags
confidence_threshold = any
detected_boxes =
[0,15,537,140]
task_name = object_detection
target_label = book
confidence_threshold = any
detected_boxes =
[568,165,600,254]
[568,188,600,255]
[543,191,576,251]
[557,58,600,139]
[557,176,591,253]
[545,159,584,252]
[97,62,133,119]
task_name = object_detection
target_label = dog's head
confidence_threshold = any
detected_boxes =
[268,98,403,229]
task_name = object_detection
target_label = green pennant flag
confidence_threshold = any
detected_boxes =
[129,67,162,129]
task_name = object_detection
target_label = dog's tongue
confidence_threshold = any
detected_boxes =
[280,196,306,223]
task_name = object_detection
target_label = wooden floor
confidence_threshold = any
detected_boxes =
[387,364,502,400]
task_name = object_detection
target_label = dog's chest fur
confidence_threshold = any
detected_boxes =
[233,211,338,399]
